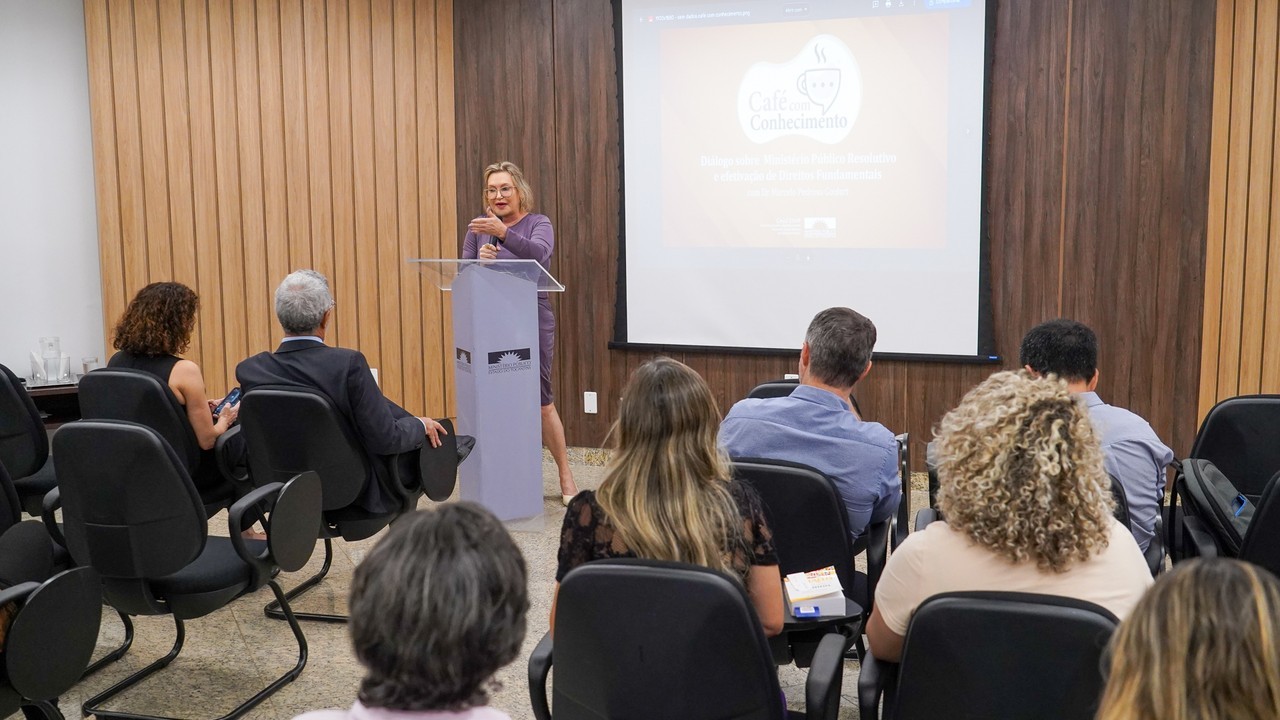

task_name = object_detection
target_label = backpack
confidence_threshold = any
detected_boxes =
[1179,458,1255,556]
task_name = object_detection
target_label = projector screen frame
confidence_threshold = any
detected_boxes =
[608,0,999,363]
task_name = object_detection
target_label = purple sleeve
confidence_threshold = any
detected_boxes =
[502,215,554,266]
[462,230,480,260]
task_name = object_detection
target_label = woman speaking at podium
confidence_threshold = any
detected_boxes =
[463,161,579,505]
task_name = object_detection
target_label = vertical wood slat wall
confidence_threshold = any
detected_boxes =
[85,0,456,416]
[1201,0,1280,419]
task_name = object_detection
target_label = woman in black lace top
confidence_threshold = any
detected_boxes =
[552,358,784,636]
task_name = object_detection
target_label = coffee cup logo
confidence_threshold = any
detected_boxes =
[738,35,860,145]
[797,68,842,115]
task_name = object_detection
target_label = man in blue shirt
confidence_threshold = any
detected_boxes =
[1020,319,1174,553]
[719,307,901,541]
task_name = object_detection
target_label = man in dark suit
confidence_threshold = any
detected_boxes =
[237,269,471,513]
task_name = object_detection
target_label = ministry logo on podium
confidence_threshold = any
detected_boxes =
[487,348,533,375]
[455,348,472,374]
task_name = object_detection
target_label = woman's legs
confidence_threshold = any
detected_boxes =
[541,403,577,498]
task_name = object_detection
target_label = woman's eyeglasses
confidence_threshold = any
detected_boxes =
[485,185,515,198]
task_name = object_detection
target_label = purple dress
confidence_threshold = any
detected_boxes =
[462,212,557,406]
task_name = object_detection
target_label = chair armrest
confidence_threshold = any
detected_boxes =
[805,632,846,720]
[865,518,891,609]
[41,487,66,549]
[893,434,910,550]
[0,581,40,608]
[229,471,323,579]
[214,424,247,484]
[1182,516,1219,559]
[913,508,939,532]
[857,651,897,720]
[528,631,554,720]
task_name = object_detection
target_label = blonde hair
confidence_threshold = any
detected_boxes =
[935,370,1113,572]
[595,358,743,578]
[481,161,534,213]
[1098,559,1280,720]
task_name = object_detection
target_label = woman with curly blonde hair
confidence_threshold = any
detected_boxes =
[1098,558,1280,720]
[866,370,1151,661]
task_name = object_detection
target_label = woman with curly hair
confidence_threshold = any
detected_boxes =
[866,370,1151,661]
[1098,558,1280,720]
[552,357,784,636]
[108,282,242,506]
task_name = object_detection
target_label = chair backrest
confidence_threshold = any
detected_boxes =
[78,368,202,472]
[891,592,1118,720]
[553,559,783,720]
[1108,473,1131,526]
[239,386,370,512]
[0,461,22,533]
[0,363,48,479]
[1190,394,1280,498]
[746,380,799,400]
[1240,471,1280,577]
[52,420,206,580]
[732,458,858,600]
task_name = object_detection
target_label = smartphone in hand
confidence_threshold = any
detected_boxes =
[213,387,241,417]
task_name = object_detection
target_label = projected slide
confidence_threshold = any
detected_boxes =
[620,0,990,356]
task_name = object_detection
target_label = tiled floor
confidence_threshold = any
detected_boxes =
[35,460,929,720]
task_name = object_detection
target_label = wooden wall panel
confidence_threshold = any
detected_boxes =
[85,0,456,416]
[455,0,1214,463]
[1201,0,1280,419]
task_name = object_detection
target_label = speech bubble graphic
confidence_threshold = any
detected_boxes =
[738,35,861,145]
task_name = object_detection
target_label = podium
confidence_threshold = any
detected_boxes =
[412,259,564,526]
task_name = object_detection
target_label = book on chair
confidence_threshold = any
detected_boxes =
[783,566,845,618]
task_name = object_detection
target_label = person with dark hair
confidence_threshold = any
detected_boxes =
[295,503,527,720]
[1019,319,1173,552]
[109,281,244,508]
[719,307,901,541]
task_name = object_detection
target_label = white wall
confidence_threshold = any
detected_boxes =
[0,0,104,378]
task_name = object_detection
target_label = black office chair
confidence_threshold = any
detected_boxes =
[529,559,845,720]
[925,440,940,509]
[238,386,457,623]
[0,363,57,515]
[745,378,862,417]
[858,591,1119,720]
[1167,395,1280,563]
[0,567,104,720]
[46,419,321,720]
[78,368,245,517]
[732,458,877,666]
[1107,473,1164,576]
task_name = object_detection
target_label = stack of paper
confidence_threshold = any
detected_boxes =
[783,566,845,618]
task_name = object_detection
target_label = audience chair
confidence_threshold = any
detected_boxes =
[1107,474,1163,576]
[893,433,911,549]
[78,368,245,517]
[857,591,1119,720]
[1180,470,1280,580]
[529,559,845,720]
[46,419,321,720]
[924,440,940,509]
[238,386,457,623]
[745,378,863,417]
[0,363,57,516]
[0,567,103,720]
[732,458,880,666]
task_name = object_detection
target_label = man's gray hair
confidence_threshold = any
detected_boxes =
[275,269,334,335]
[805,307,877,388]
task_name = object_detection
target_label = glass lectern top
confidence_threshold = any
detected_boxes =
[409,259,565,292]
